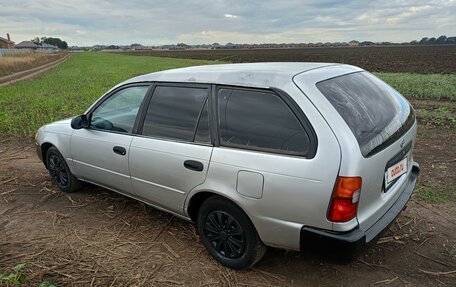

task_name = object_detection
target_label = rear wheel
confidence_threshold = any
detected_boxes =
[46,147,82,193]
[197,196,266,269]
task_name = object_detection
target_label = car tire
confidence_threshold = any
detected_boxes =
[46,147,82,193]
[197,196,267,269]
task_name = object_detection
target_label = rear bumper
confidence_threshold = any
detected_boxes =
[300,162,419,258]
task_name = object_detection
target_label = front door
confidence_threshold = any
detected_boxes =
[71,85,151,192]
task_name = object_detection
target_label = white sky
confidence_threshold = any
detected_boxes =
[0,0,455,46]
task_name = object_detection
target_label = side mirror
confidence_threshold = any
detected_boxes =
[71,115,89,129]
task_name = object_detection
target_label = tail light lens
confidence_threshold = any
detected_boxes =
[328,176,362,222]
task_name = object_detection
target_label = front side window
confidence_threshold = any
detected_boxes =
[218,88,310,156]
[142,86,208,141]
[91,86,150,133]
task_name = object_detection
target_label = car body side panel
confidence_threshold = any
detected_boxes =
[185,83,342,250]
[129,137,213,214]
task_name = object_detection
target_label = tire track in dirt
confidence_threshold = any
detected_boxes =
[0,54,70,87]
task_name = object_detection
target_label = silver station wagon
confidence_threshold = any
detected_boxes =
[35,63,419,269]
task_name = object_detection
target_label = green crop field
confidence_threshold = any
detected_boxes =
[0,52,454,136]
[374,72,456,100]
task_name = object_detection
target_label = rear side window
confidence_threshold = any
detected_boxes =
[317,72,414,156]
[218,88,310,156]
[142,86,208,141]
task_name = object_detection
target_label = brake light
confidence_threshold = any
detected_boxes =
[328,177,362,222]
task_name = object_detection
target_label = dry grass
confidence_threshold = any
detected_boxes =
[0,53,65,77]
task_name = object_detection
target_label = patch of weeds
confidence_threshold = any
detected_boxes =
[415,184,456,204]
[0,263,27,287]
[0,263,56,287]
[375,72,456,101]
[415,106,456,129]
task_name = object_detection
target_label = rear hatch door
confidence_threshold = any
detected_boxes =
[314,71,416,231]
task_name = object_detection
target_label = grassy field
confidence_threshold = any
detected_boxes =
[0,52,454,136]
[0,52,218,136]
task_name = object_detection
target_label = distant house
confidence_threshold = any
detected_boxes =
[130,43,145,50]
[170,43,190,50]
[0,33,14,48]
[15,41,40,50]
[15,41,59,50]
[360,41,375,47]
[40,42,58,50]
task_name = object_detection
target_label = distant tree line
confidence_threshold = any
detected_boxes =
[68,34,456,51]
[412,35,456,45]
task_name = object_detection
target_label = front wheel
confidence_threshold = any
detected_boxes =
[197,196,266,269]
[46,147,82,193]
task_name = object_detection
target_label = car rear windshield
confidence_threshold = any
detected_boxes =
[316,72,415,157]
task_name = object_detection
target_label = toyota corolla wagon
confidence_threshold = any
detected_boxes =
[35,63,419,269]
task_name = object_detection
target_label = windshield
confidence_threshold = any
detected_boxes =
[316,72,415,156]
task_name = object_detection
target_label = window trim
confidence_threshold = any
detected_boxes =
[192,98,211,143]
[136,82,213,145]
[214,85,318,158]
[85,82,153,136]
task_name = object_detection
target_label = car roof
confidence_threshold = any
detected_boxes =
[122,62,356,88]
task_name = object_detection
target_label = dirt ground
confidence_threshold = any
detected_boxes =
[0,124,455,287]
[122,45,456,74]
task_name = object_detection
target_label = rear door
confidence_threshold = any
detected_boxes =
[129,83,213,214]
[71,85,150,192]
[207,86,341,237]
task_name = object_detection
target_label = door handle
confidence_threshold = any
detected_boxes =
[184,160,204,172]
[113,146,126,156]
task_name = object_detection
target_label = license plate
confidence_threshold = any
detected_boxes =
[385,157,408,186]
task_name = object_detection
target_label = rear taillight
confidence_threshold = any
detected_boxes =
[328,176,362,222]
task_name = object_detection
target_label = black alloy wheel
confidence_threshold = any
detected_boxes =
[204,210,246,259]
[46,147,83,193]
[197,196,267,269]
[48,154,69,188]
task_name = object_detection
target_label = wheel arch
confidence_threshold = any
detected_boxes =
[187,191,217,222]
[186,190,251,223]
[185,189,260,236]
[38,130,74,173]
[41,142,55,168]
